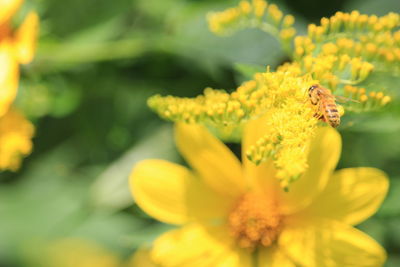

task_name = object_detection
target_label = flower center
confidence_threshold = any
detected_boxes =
[228,192,282,249]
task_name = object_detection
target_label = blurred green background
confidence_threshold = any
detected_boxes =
[1,0,400,266]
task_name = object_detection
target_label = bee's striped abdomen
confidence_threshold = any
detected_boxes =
[322,99,340,128]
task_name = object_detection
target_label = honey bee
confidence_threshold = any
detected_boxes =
[308,84,341,128]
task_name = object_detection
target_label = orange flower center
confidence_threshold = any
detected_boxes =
[228,192,282,249]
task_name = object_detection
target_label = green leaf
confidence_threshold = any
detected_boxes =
[377,177,400,217]
[90,125,179,212]
[356,217,387,245]
[345,0,400,15]
[358,71,400,98]
[386,255,400,267]
[341,113,400,133]
[121,222,174,248]
[234,63,266,81]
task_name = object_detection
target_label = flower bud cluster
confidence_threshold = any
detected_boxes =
[207,0,296,46]
[149,67,319,187]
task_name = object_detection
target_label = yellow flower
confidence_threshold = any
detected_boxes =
[0,108,34,171]
[0,0,23,26]
[0,41,19,117]
[149,69,320,187]
[127,248,158,267]
[130,120,388,266]
[0,0,39,116]
[38,238,120,267]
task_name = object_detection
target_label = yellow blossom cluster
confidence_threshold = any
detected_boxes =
[149,81,258,126]
[245,101,317,188]
[208,5,398,108]
[150,67,320,186]
[207,0,296,51]
[0,0,38,171]
[149,3,399,188]
[343,85,391,112]
[283,11,400,114]
[295,12,400,74]
[289,45,374,89]
[241,73,318,187]
[307,11,400,41]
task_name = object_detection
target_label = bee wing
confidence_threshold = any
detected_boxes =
[317,90,336,99]
[334,95,360,103]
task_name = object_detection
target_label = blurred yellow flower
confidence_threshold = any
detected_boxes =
[0,0,23,26]
[130,120,388,266]
[0,0,39,116]
[127,248,158,267]
[0,108,34,171]
[41,238,120,267]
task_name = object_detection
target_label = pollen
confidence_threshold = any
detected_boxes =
[228,193,282,249]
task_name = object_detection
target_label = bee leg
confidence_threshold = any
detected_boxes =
[313,113,326,121]
[313,101,327,121]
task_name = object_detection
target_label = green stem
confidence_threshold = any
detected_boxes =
[258,22,280,38]
[38,39,148,62]
[339,77,367,85]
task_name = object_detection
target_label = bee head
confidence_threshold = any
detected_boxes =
[308,84,318,98]
[308,84,319,92]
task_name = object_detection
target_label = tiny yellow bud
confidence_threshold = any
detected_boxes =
[295,47,304,56]
[239,1,252,14]
[385,52,395,62]
[360,94,368,102]
[236,109,245,118]
[308,24,316,38]
[322,43,338,54]
[358,88,366,95]
[381,96,391,105]
[280,28,296,40]
[282,15,295,27]
[254,0,267,17]
[321,17,329,27]
[344,85,353,93]
[337,105,345,116]
[368,15,378,25]
[268,4,282,23]
[365,43,377,54]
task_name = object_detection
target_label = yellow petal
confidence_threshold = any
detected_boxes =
[279,126,341,214]
[279,219,386,267]
[242,115,279,192]
[14,11,39,64]
[242,121,341,213]
[128,248,160,267]
[0,0,23,26]
[0,42,19,117]
[301,167,389,225]
[258,246,296,267]
[130,159,233,225]
[152,224,252,267]
[175,123,245,198]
